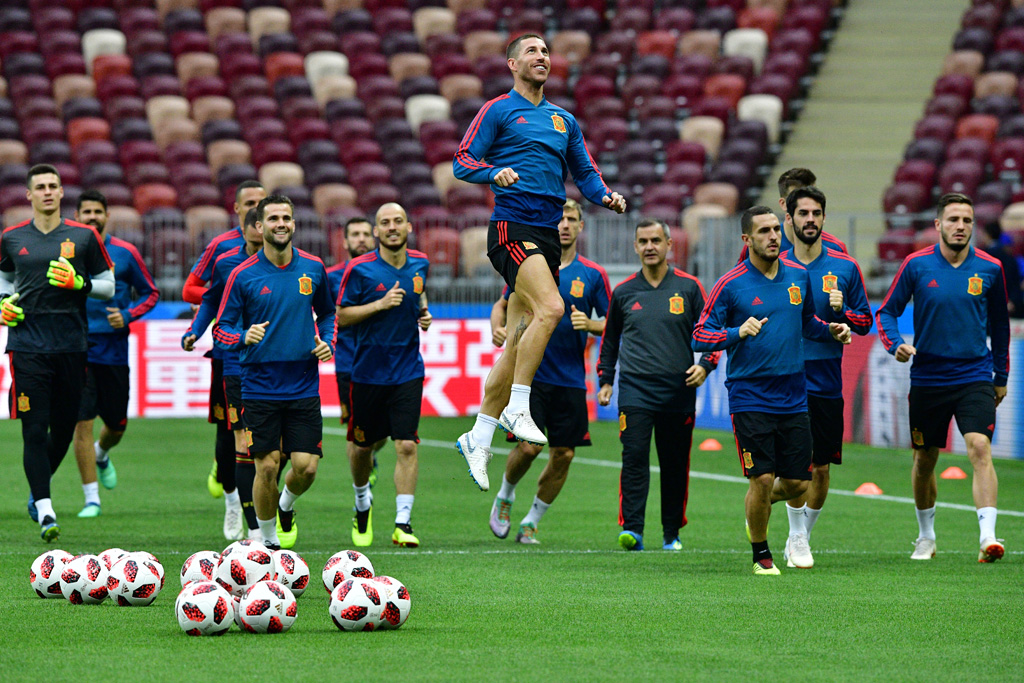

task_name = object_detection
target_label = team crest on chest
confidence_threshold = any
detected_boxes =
[551,114,566,133]
[298,275,312,295]
[822,273,838,293]
[17,393,29,413]
[570,278,584,298]
[788,284,802,305]
[412,274,424,294]
[669,294,684,314]
[968,274,983,296]
[60,240,75,259]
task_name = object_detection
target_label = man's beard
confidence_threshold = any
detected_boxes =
[347,244,371,259]
[794,223,822,246]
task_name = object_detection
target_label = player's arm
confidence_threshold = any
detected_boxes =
[312,266,337,360]
[453,101,503,185]
[800,275,849,344]
[689,281,721,370]
[212,269,246,351]
[122,245,160,325]
[596,291,623,396]
[988,264,1011,392]
[565,118,626,213]
[692,285,743,351]
[835,260,873,335]
[490,291,508,347]
[182,240,222,303]
[181,272,207,304]
[876,258,915,360]
[0,269,22,326]
[336,261,404,326]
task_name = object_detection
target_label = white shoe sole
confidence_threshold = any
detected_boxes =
[498,412,548,446]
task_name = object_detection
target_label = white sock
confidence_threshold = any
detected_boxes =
[257,516,279,546]
[978,506,998,542]
[507,384,531,413]
[83,482,100,506]
[786,503,806,537]
[470,413,499,447]
[805,507,822,538]
[224,489,240,507]
[916,506,936,540]
[279,484,298,512]
[497,474,516,501]
[395,494,414,525]
[353,483,371,512]
[36,497,56,523]
[522,496,550,526]
[94,440,109,465]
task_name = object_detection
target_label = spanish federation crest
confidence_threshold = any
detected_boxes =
[17,393,29,413]
[788,284,802,305]
[669,294,684,314]
[968,274,983,296]
[413,274,424,294]
[551,114,566,133]
[570,278,584,298]
[822,273,838,293]
[60,240,75,259]
[298,275,312,295]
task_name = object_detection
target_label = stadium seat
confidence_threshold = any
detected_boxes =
[693,182,739,213]
[942,50,985,78]
[348,161,392,189]
[412,7,455,44]
[924,94,968,120]
[153,117,200,150]
[82,29,127,75]
[313,75,357,106]
[988,50,1024,77]
[390,53,432,83]
[463,31,506,61]
[955,114,999,144]
[894,159,937,191]
[703,73,747,108]
[682,202,728,245]
[177,52,220,84]
[914,115,956,143]
[737,94,783,143]
[933,73,974,101]
[305,161,349,187]
[679,30,721,60]
[622,74,662,109]
[0,139,27,165]
[945,138,988,164]
[992,137,1024,182]
[145,95,190,130]
[723,28,768,73]
[191,96,235,128]
[680,116,725,160]
[133,183,178,214]
[52,76,97,112]
[459,226,490,276]
[249,7,291,45]
[205,7,246,40]
[184,205,231,243]
[405,94,451,134]
[125,161,171,188]
[305,51,348,84]
[977,180,1012,208]
[205,139,251,177]
[357,183,401,213]
[938,159,984,196]
[67,118,112,149]
[21,118,65,147]
[312,183,357,215]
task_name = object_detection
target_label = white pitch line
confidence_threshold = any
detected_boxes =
[323,429,1024,519]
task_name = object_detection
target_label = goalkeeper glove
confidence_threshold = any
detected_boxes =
[1,293,23,326]
[47,256,84,290]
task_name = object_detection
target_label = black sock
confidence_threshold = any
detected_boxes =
[235,454,258,532]
[752,541,771,564]
[215,429,234,486]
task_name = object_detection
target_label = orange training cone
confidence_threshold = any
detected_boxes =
[854,482,883,495]
[698,438,722,451]
[940,466,968,480]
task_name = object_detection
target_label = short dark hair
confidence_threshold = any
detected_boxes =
[255,194,294,223]
[777,168,816,199]
[983,221,1002,242]
[243,208,258,228]
[234,180,264,203]
[936,192,973,218]
[344,216,372,238]
[27,163,60,187]
[77,189,108,212]
[506,33,545,60]
[785,185,826,218]
[741,205,776,235]
[634,218,669,240]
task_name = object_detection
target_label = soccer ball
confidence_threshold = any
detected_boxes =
[30,549,73,599]
[272,550,310,597]
[107,556,163,606]
[180,551,221,587]
[219,539,265,562]
[372,576,411,629]
[98,548,128,570]
[127,551,165,589]
[237,580,297,634]
[322,550,374,593]
[232,595,243,628]
[175,581,233,636]
[215,542,275,597]
[60,554,109,604]
[328,579,385,632]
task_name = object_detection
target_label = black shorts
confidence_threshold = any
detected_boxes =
[908,381,996,450]
[504,381,591,448]
[731,411,812,480]
[335,372,351,424]
[348,377,422,446]
[486,220,560,292]
[9,351,86,424]
[78,363,130,430]
[223,374,243,431]
[208,357,226,424]
[243,396,323,457]
[808,394,843,466]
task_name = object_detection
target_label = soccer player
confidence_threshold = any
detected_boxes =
[876,193,1010,563]
[71,190,159,518]
[693,206,851,574]
[182,208,263,541]
[452,33,626,491]
[213,195,335,551]
[1,164,115,541]
[336,203,432,548]
[488,199,609,544]
[183,180,266,500]
[777,187,872,568]
[596,219,719,551]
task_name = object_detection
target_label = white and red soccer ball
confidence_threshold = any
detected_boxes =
[272,550,310,597]
[61,554,109,604]
[29,549,73,599]
[328,579,385,631]
[175,581,233,636]
[215,542,275,597]
[98,548,128,571]
[372,576,411,629]
[180,551,220,587]
[237,580,297,633]
[322,550,374,593]
[107,555,163,606]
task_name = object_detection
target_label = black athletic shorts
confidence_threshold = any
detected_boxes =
[504,381,591,448]
[243,396,323,457]
[223,374,243,431]
[487,220,560,292]
[348,377,422,446]
[208,357,226,424]
[808,394,843,466]
[731,411,812,480]
[9,351,86,423]
[78,362,130,430]
[335,372,351,424]
[908,381,996,450]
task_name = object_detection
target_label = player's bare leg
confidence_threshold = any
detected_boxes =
[964,432,1003,561]
[252,450,284,548]
[519,446,574,544]
[275,451,317,549]
[72,420,101,517]
[392,439,419,546]
[910,446,939,559]
[489,440,540,538]
[746,473,773,544]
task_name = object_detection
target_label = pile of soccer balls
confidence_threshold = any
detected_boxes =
[30,547,165,606]
[322,549,410,632]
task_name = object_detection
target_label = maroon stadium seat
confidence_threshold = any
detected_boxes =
[913,115,956,143]
[946,137,990,165]
[938,159,984,196]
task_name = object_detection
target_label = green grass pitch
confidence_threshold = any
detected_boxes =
[1,416,1022,681]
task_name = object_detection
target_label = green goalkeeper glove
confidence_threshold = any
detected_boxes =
[47,256,84,290]
[1,293,23,326]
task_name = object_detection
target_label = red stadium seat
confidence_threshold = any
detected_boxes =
[992,138,1024,181]
[913,115,956,143]
[955,114,999,144]
[938,159,984,196]
[66,117,111,148]
[946,137,990,165]
[893,160,937,191]
[133,183,178,214]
